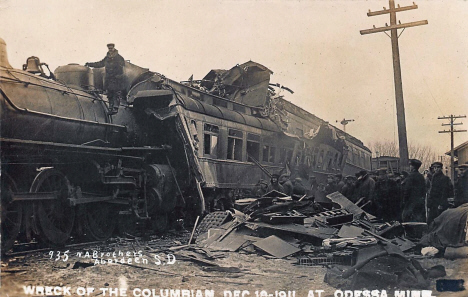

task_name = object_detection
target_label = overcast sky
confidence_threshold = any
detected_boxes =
[1,0,467,156]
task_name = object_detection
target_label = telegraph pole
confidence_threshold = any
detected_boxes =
[438,115,466,180]
[336,118,355,133]
[360,1,427,171]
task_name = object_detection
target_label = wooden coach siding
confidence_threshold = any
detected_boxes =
[167,80,372,190]
[180,108,353,189]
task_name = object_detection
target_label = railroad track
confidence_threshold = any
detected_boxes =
[3,229,190,258]
[4,239,119,257]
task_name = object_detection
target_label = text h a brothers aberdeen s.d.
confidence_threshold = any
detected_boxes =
[22,287,437,297]
[47,250,176,266]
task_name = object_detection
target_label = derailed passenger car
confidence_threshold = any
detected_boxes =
[140,61,371,208]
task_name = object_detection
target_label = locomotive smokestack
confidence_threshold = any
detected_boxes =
[0,38,12,68]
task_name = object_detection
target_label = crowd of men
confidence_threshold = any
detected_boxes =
[255,159,468,225]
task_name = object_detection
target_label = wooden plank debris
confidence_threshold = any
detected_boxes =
[338,225,366,238]
[253,235,301,258]
[208,232,249,252]
[326,192,376,220]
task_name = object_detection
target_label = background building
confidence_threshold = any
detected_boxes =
[446,140,468,180]
[371,155,400,173]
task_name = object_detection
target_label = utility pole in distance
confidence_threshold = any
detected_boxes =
[439,115,466,180]
[336,118,355,133]
[360,1,428,171]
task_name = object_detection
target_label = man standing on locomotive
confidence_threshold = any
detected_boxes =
[85,43,125,115]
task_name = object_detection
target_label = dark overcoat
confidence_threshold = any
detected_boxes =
[428,172,453,209]
[340,183,355,201]
[401,170,426,222]
[88,50,125,91]
[282,180,294,196]
[373,178,401,222]
[355,175,375,202]
[455,170,468,207]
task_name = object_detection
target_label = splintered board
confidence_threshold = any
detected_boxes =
[253,235,301,258]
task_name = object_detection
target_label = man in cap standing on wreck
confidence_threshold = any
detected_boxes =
[86,43,125,115]
[401,159,426,222]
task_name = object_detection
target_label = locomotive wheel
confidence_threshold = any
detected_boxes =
[31,169,75,245]
[1,174,22,254]
[83,203,117,241]
[117,215,138,238]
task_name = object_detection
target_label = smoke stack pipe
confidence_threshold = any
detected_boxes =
[0,38,12,68]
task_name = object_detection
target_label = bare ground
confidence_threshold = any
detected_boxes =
[1,232,467,297]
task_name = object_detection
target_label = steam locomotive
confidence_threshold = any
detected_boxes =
[0,38,371,253]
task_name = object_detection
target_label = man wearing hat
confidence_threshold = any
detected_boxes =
[455,163,468,207]
[426,162,453,225]
[354,169,375,209]
[292,177,307,200]
[340,175,356,201]
[279,174,294,196]
[334,173,345,193]
[325,174,339,195]
[267,173,284,193]
[401,159,426,222]
[425,166,435,192]
[372,168,400,222]
[252,179,269,197]
[85,43,125,115]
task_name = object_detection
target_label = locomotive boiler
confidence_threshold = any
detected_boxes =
[0,38,182,252]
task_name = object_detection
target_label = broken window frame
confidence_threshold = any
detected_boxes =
[262,145,276,163]
[324,150,333,171]
[227,129,243,161]
[280,147,294,165]
[203,123,219,158]
[247,133,261,162]
[189,120,199,152]
[312,147,319,168]
[334,152,339,170]
[295,150,303,166]
[317,149,325,169]
[338,151,345,168]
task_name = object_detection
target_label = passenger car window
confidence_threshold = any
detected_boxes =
[203,124,219,157]
[247,133,260,162]
[227,129,243,161]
